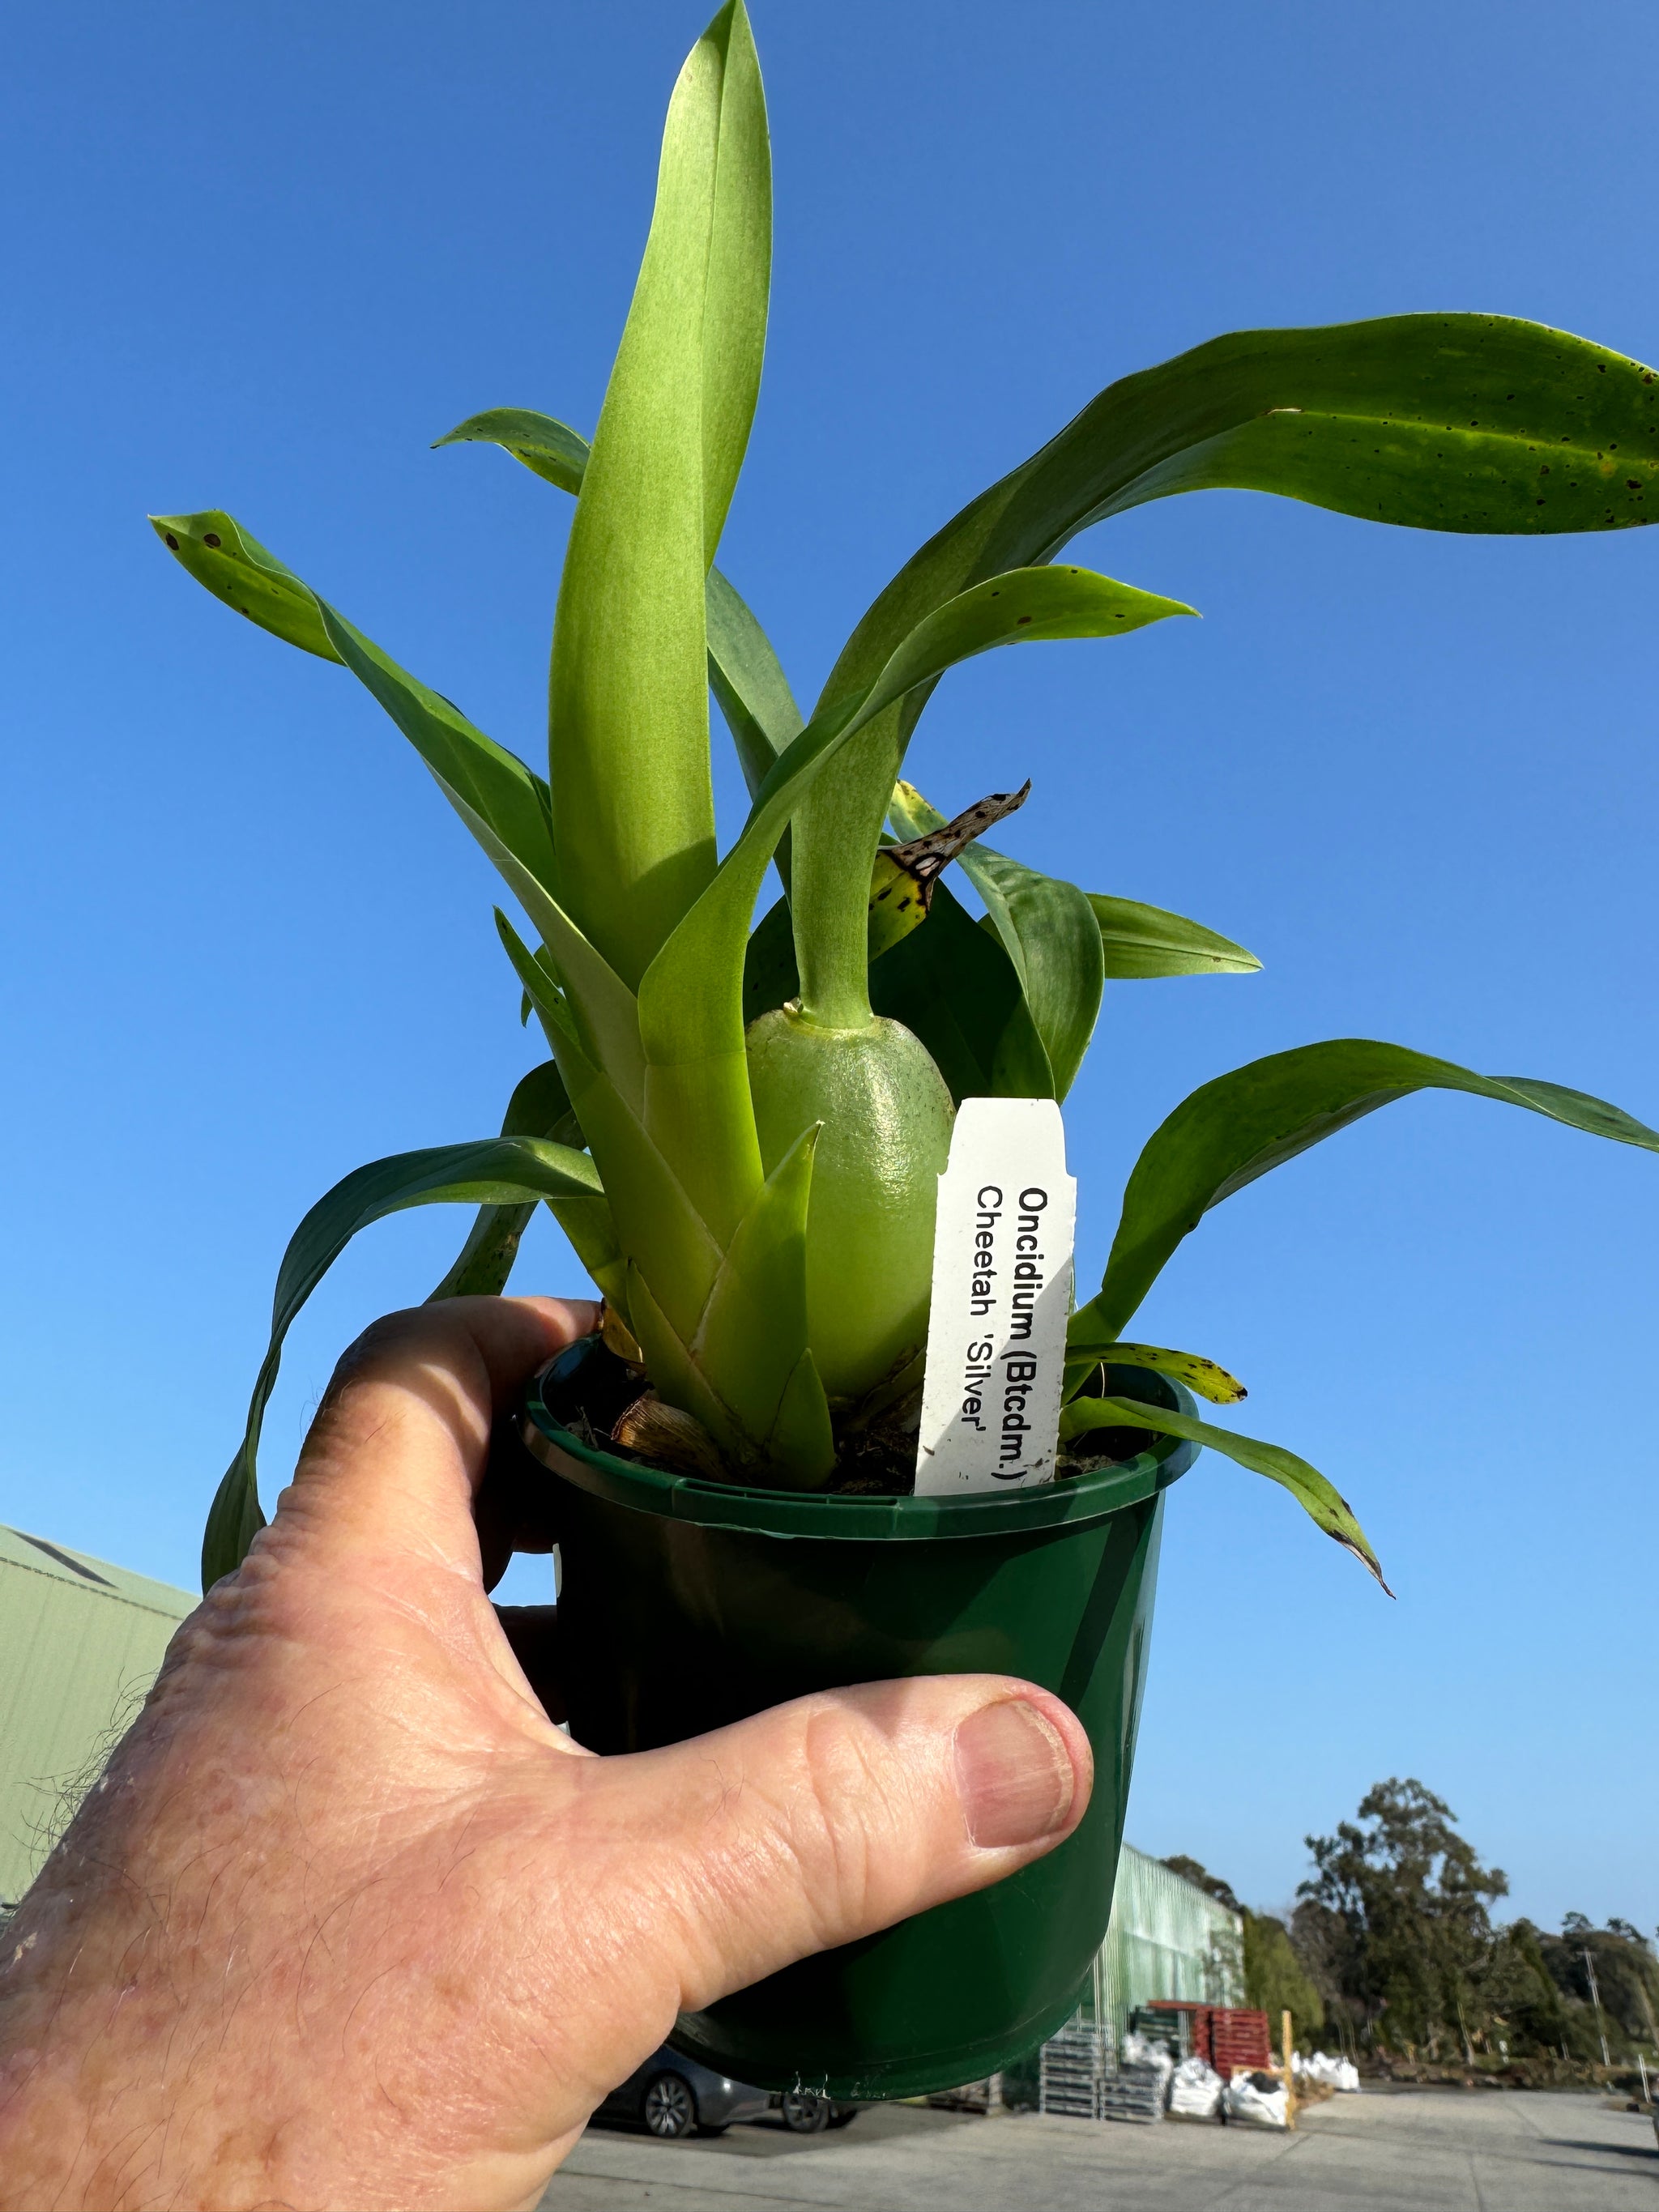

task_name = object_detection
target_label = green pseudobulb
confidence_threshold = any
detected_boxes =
[744,1008,954,1405]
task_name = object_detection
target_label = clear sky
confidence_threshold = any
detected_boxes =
[2,1,1654,1932]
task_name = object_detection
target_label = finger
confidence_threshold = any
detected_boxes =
[476,1421,565,1591]
[284,1295,597,1554]
[493,1604,565,1722]
[574,1674,1093,2019]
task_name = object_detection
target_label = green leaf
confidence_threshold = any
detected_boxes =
[868,879,1051,1104]
[826,316,1659,735]
[623,1261,736,1452]
[433,407,803,829]
[690,1123,835,1483]
[497,911,723,1334]
[312,604,644,1107]
[765,1350,837,1479]
[890,780,1103,1100]
[426,1061,583,1301]
[640,563,1166,1138]
[1060,1394,1390,1592]
[313,603,558,886]
[1065,1342,1247,1404]
[1087,893,1261,980]
[793,314,1654,1038]
[434,406,590,495]
[1073,1038,1659,1347]
[1056,318,1659,541]
[552,1191,631,1318]
[696,2,770,560]
[706,565,804,796]
[152,508,648,1108]
[548,0,770,990]
[791,569,1195,1029]
[151,509,561,888]
[706,565,802,899]
[202,1135,604,1591]
[150,510,344,663]
[861,565,1195,705]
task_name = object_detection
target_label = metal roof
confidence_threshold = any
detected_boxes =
[0,1525,193,1909]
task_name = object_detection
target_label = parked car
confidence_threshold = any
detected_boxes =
[771,2087,859,2134]
[593,2047,770,2138]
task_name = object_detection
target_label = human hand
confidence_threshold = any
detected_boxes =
[0,1295,1092,2212]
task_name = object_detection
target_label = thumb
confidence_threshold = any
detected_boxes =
[585,1674,1092,2017]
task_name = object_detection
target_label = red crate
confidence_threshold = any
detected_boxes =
[1209,2007,1273,2076]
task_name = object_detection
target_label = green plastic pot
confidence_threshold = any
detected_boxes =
[517,1355,1197,2101]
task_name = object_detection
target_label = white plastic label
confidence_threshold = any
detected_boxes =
[914,1096,1077,1494]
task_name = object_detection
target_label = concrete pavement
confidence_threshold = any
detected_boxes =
[539,2086,1657,2210]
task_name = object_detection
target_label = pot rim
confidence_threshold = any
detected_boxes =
[519,1366,1198,1542]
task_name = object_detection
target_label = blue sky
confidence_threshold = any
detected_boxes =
[2,1,1654,1931]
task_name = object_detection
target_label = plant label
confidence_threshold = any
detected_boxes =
[914,1096,1077,1494]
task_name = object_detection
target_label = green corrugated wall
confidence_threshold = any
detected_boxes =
[0,1525,193,1908]
[1086,1843,1244,2036]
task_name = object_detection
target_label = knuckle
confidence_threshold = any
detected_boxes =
[328,1306,432,1394]
[792,1703,911,1931]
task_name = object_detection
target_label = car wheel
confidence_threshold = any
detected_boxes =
[779,2090,831,2134]
[827,2107,859,2128]
[643,2072,697,2139]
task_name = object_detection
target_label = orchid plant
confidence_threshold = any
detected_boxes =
[156,2,1659,1592]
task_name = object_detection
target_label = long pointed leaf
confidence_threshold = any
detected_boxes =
[435,407,804,820]
[1060,1393,1389,1592]
[434,407,589,494]
[497,913,723,1337]
[548,0,769,987]
[203,1136,603,1590]
[791,569,1194,1027]
[396,726,645,1110]
[795,316,1655,1034]
[1087,893,1261,979]
[150,510,343,662]
[426,1061,582,1301]
[642,562,1195,1088]
[151,509,640,1076]
[1065,1342,1247,1404]
[697,1,770,560]
[824,316,1659,739]
[706,565,804,797]
[1073,1038,1659,1346]
[151,512,558,884]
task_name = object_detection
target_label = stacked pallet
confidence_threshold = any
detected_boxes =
[1098,2064,1166,2124]
[1038,2020,1110,2118]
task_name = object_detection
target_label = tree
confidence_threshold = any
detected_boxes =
[1301,1779,1508,2056]
[1534,1915,1659,2058]
[1162,1856,1241,1912]
[1243,1911,1324,2045]
[1474,1920,1576,2060]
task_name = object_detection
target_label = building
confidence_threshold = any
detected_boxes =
[996,1843,1244,2113]
[0,1524,194,1911]
[1090,1842,1244,2033]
